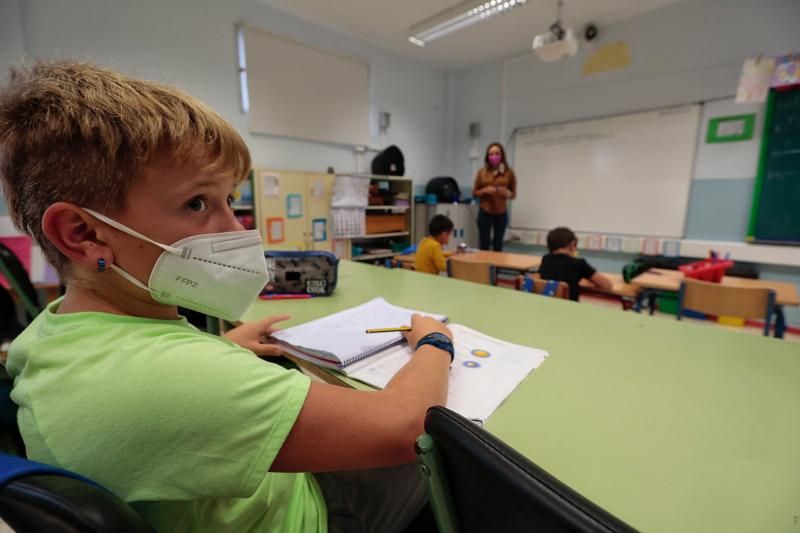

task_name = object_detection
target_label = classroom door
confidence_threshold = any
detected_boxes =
[254,169,307,251]
[305,173,334,252]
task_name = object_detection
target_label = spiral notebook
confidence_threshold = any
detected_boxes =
[272,298,448,372]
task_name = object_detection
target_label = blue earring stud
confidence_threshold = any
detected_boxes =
[97,258,106,272]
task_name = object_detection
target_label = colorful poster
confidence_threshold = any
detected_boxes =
[641,238,660,256]
[585,234,603,250]
[582,42,631,76]
[662,240,681,257]
[286,194,303,219]
[735,58,775,104]
[622,237,642,254]
[771,54,800,89]
[706,114,756,143]
[261,173,279,198]
[604,235,623,253]
[266,218,284,244]
[312,218,327,242]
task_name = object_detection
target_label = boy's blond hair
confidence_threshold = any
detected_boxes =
[0,60,251,275]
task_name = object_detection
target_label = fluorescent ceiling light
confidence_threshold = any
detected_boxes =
[409,0,527,46]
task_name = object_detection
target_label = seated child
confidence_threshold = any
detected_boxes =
[414,215,454,275]
[538,227,612,301]
[0,61,453,533]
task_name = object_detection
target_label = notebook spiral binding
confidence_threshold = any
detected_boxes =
[342,335,406,367]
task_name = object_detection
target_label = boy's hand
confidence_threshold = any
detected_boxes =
[224,315,290,357]
[403,313,453,350]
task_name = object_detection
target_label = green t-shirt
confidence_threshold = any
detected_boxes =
[6,299,327,532]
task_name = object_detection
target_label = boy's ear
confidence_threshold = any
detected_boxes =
[42,202,116,271]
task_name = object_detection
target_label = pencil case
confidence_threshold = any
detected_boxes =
[263,251,339,296]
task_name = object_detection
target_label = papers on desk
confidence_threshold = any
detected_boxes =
[348,324,548,422]
[273,298,549,422]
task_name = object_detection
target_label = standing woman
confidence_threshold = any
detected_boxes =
[473,142,516,251]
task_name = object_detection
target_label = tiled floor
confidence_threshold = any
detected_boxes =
[580,293,800,342]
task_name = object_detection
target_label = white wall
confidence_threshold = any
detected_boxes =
[446,0,800,187]
[5,0,447,181]
[0,0,25,81]
[447,61,505,187]
[0,0,26,225]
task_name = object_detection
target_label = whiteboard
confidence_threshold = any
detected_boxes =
[244,26,370,146]
[511,105,701,238]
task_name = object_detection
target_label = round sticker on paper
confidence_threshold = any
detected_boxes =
[470,349,491,358]
[463,361,481,369]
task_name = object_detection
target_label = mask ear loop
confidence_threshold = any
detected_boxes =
[82,208,169,294]
[83,208,181,255]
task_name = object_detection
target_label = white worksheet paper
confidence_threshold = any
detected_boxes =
[347,324,549,422]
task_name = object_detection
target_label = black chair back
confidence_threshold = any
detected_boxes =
[0,243,41,321]
[423,406,638,532]
[0,454,152,533]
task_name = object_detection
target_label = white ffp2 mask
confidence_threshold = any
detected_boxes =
[84,209,268,321]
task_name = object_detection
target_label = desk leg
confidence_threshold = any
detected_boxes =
[647,292,658,316]
[634,289,657,314]
[773,306,786,339]
[633,291,645,313]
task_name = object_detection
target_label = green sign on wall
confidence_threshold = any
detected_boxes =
[706,114,756,143]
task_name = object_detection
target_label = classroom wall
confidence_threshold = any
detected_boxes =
[447,0,800,219]
[445,0,800,327]
[0,0,25,84]
[2,0,447,182]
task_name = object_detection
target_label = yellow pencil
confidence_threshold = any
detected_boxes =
[365,326,412,334]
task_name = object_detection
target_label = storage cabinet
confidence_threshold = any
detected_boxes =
[252,168,334,252]
[331,174,415,263]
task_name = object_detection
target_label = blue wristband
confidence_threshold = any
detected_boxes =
[416,332,454,362]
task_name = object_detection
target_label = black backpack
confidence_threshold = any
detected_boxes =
[371,145,405,176]
[426,177,461,203]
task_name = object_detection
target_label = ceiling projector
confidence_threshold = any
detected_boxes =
[532,22,579,62]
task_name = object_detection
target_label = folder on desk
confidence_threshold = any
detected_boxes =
[272,298,549,422]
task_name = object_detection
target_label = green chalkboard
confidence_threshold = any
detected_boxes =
[748,87,800,244]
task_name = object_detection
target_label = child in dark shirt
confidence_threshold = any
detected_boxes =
[538,227,612,301]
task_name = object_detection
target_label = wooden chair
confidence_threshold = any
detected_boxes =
[516,274,569,300]
[677,278,776,336]
[446,258,496,285]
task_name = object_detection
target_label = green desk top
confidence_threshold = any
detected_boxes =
[243,261,800,533]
